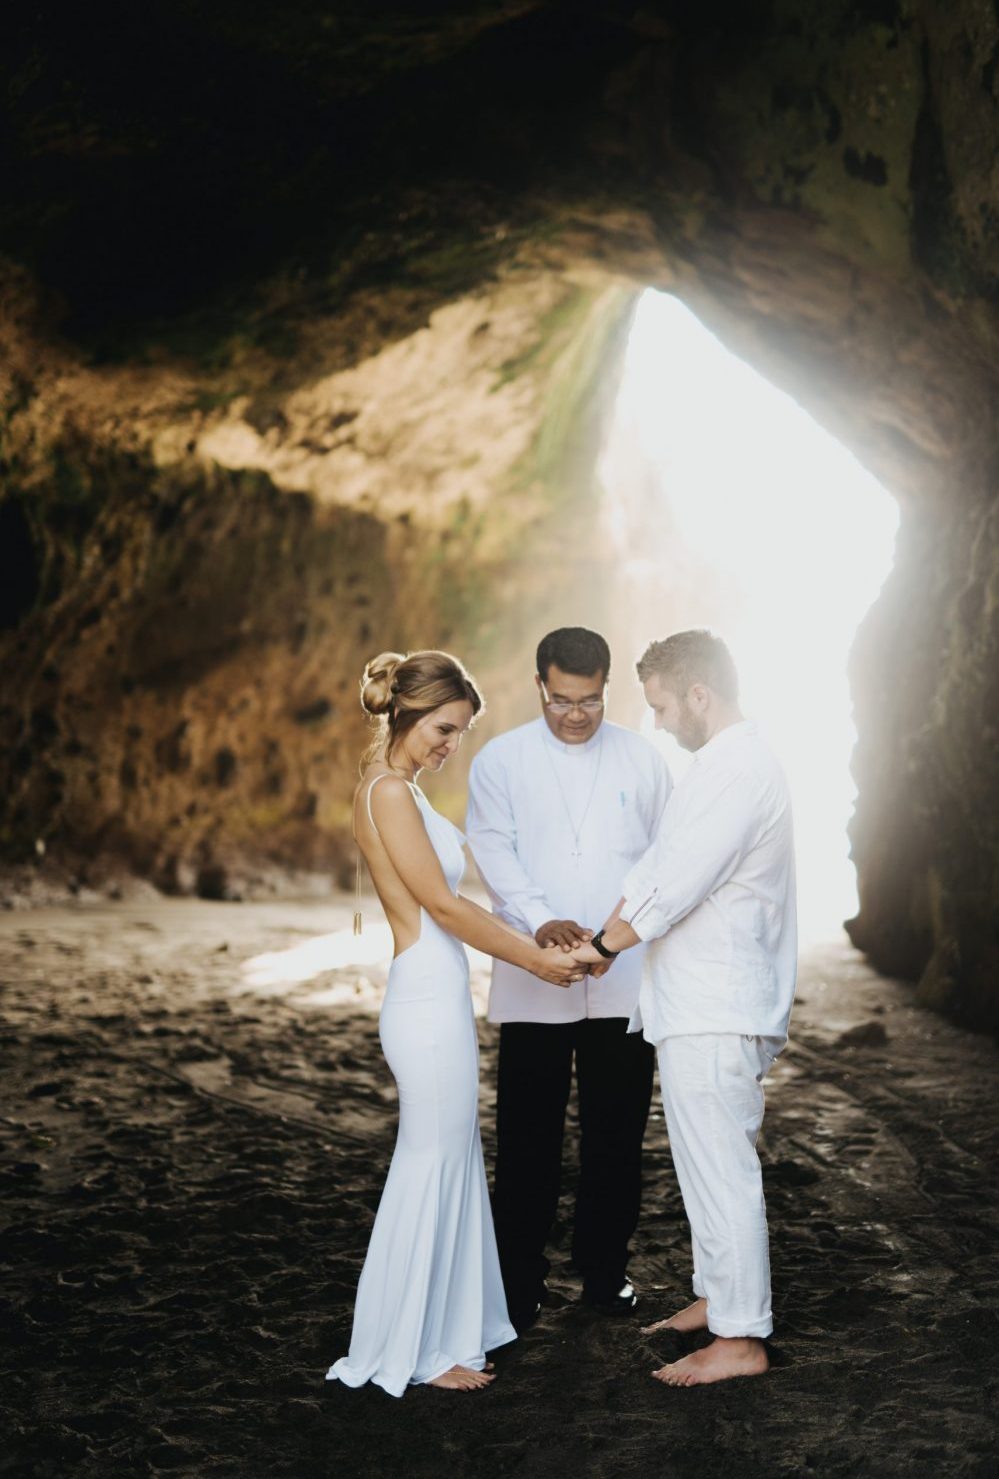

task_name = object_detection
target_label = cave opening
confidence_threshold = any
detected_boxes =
[600,289,899,941]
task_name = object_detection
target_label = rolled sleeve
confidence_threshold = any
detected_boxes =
[620,764,767,942]
[620,824,671,940]
[621,884,671,942]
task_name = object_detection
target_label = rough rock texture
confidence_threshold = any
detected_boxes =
[1,2,997,1024]
[0,263,628,889]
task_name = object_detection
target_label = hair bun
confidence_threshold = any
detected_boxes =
[360,651,404,716]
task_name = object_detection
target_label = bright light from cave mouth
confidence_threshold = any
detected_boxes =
[600,290,899,941]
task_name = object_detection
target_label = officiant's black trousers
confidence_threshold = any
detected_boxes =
[492,1017,655,1321]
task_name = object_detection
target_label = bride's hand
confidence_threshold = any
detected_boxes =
[566,941,612,979]
[529,944,586,987]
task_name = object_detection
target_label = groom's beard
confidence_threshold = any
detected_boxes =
[674,704,710,752]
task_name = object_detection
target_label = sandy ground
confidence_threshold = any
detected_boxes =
[2,893,998,1479]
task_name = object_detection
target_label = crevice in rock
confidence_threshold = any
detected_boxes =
[0,496,41,630]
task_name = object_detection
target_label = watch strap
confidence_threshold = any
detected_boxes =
[590,929,619,960]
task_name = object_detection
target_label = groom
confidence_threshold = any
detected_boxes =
[573,629,797,1386]
[466,626,672,1331]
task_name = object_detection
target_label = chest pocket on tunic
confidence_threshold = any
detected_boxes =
[610,797,649,857]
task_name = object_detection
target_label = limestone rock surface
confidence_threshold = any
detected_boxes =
[1,2,997,1026]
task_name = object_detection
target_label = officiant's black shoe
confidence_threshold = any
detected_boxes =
[509,1282,549,1334]
[581,1278,638,1315]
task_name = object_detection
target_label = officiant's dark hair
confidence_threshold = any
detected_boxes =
[636,630,739,702]
[536,627,610,683]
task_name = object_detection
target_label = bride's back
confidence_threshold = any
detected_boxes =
[354,768,424,957]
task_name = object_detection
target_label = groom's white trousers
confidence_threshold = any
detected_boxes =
[657,1033,781,1339]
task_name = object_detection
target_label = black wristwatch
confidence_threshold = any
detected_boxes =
[590,929,619,960]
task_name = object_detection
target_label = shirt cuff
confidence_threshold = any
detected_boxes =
[621,887,670,943]
[521,900,558,937]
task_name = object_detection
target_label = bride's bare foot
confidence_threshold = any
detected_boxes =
[652,1336,769,1387]
[426,1364,496,1391]
[641,1297,708,1335]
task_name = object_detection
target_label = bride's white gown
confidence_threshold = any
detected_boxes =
[326,776,517,1396]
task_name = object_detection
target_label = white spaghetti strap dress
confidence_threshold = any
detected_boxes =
[326,775,516,1396]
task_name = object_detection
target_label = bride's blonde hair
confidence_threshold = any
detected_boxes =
[360,650,483,761]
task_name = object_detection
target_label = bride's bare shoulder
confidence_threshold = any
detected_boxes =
[355,767,414,810]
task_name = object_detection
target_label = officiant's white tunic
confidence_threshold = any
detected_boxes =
[466,718,672,1024]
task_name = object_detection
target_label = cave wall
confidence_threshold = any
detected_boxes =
[1,2,997,1025]
[0,264,630,891]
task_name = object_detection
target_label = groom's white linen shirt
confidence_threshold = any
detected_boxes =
[466,718,672,1024]
[620,719,797,1044]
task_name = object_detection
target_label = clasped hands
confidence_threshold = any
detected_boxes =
[534,919,614,980]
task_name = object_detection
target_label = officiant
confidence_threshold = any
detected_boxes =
[466,627,672,1331]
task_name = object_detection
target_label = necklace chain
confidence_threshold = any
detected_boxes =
[542,733,604,860]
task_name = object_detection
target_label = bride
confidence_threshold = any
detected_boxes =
[326,650,585,1396]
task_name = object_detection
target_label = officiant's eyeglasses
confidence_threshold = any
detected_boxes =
[540,682,606,715]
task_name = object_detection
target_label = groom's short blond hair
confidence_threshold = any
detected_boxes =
[636,630,739,702]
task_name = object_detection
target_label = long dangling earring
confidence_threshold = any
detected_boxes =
[353,845,363,935]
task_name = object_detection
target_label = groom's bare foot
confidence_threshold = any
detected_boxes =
[641,1297,708,1335]
[652,1336,769,1387]
[427,1364,496,1391]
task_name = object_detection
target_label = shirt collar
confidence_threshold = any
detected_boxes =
[537,715,606,757]
[693,718,757,763]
